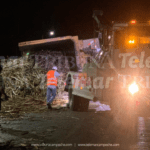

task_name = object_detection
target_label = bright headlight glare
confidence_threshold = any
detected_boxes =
[128,82,139,94]
[129,40,135,43]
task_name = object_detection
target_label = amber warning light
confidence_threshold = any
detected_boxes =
[129,40,135,44]
[131,20,136,24]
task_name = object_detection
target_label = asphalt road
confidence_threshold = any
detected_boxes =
[0,107,150,150]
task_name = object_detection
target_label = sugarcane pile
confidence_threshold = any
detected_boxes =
[1,56,46,100]
[1,51,70,100]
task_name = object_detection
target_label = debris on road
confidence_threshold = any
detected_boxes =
[89,101,111,112]
[20,143,27,146]
[71,117,79,120]
[0,96,69,118]
[21,131,29,135]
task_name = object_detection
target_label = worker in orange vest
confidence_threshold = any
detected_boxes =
[46,66,60,109]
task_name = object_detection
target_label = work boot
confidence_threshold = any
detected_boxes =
[47,103,52,110]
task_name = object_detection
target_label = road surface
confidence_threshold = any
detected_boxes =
[0,106,150,150]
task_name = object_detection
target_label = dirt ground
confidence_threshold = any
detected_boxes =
[0,102,141,150]
[0,96,68,118]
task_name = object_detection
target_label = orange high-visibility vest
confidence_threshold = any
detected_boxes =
[47,70,57,86]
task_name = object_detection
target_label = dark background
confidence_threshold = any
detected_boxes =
[0,0,149,56]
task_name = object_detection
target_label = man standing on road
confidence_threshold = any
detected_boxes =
[46,66,61,109]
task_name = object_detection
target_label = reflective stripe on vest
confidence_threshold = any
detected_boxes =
[47,70,57,86]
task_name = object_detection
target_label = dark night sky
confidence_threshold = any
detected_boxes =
[0,0,150,56]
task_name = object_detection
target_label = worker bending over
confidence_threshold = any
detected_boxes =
[46,66,60,109]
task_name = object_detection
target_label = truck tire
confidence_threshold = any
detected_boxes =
[68,88,80,111]
[79,97,89,112]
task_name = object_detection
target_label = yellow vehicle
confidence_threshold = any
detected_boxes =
[64,15,150,135]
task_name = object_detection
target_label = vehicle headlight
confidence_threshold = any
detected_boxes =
[128,82,139,95]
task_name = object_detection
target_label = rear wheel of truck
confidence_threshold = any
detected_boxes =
[79,98,89,112]
[68,88,80,111]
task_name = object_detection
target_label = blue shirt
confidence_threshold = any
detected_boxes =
[54,71,60,78]
[48,71,60,88]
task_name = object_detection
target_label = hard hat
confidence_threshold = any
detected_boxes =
[52,66,57,70]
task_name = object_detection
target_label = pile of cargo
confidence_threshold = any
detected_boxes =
[1,51,70,100]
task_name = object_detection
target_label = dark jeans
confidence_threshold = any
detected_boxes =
[47,87,57,104]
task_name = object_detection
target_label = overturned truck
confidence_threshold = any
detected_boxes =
[1,34,99,100]
[17,36,81,99]
[15,36,98,100]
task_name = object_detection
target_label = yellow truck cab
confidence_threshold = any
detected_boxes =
[65,20,150,134]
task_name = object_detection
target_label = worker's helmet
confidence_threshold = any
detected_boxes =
[52,66,57,70]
